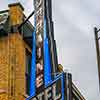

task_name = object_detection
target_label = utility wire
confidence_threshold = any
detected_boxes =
[18,10,35,30]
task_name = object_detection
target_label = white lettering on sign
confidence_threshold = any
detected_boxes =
[52,84,62,100]
[45,87,52,100]
[37,92,44,100]
[37,48,42,59]
[35,0,42,8]
[36,63,43,74]
[35,0,44,90]
[36,74,43,88]
[30,81,62,100]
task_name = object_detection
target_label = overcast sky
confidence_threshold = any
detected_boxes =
[0,0,100,99]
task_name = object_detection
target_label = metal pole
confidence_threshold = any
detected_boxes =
[94,27,100,87]
[67,73,72,100]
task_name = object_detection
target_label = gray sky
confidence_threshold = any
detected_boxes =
[52,0,100,100]
[0,0,100,99]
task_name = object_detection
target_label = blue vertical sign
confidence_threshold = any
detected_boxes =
[44,17,52,86]
[28,0,66,98]
[29,19,36,96]
[29,0,52,96]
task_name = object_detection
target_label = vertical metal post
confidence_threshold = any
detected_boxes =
[94,27,100,87]
[67,73,72,100]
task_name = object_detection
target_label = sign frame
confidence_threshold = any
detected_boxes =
[26,73,66,100]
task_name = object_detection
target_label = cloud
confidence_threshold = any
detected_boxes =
[0,0,100,99]
[52,0,100,99]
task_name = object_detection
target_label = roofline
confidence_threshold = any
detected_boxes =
[8,2,24,11]
[0,10,9,14]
